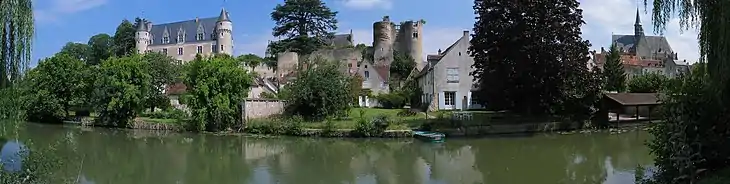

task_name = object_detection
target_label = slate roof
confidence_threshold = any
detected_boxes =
[324,34,353,47]
[612,35,673,58]
[146,17,219,46]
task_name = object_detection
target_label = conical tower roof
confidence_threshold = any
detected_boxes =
[218,8,231,22]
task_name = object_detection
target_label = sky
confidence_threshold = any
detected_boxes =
[30,0,701,67]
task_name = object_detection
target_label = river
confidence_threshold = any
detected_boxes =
[0,123,654,184]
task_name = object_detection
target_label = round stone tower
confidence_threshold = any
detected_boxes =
[216,8,233,56]
[400,20,424,70]
[135,19,150,54]
[373,16,394,65]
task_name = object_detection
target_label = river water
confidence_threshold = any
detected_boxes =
[1,123,654,184]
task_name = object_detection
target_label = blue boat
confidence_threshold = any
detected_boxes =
[413,131,446,143]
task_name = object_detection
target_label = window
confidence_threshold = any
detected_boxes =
[163,36,169,44]
[413,32,418,38]
[197,33,204,41]
[212,45,217,53]
[177,32,185,43]
[445,91,456,106]
[178,48,183,55]
[348,63,352,67]
[197,46,203,54]
[162,48,168,54]
[446,68,459,83]
[470,93,480,105]
[365,65,368,69]
[364,71,370,79]
[220,45,224,52]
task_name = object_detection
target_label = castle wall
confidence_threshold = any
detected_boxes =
[373,18,395,65]
[147,41,217,62]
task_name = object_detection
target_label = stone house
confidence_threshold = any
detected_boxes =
[414,31,483,111]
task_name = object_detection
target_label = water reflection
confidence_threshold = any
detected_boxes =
[3,123,653,184]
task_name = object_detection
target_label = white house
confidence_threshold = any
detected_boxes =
[414,31,484,111]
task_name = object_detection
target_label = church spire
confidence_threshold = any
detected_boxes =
[634,8,644,36]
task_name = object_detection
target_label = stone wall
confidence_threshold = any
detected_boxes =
[241,99,286,121]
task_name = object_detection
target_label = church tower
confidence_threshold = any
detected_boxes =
[215,8,233,56]
[135,18,150,54]
[634,9,644,38]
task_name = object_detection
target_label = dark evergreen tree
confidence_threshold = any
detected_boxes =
[269,0,338,56]
[112,19,136,57]
[603,44,626,92]
[469,0,603,118]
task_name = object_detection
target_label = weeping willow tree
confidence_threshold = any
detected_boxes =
[0,0,34,88]
[641,0,730,183]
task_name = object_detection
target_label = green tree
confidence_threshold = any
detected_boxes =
[58,42,91,62]
[185,55,253,132]
[469,0,601,117]
[113,19,136,57]
[627,72,668,93]
[0,0,34,88]
[142,52,180,111]
[93,55,152,127]
[23,54,89,123]
[283,58,352,120]
[603,44,626,92]
[237,54,263,71]
[391,51,416,82]
[87,33,114,65]
[270,0,338,56]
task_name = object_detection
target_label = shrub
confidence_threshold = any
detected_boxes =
[245,116,304,135]
[628,72,669,93]
[321,119,337,136]
[185,55,253,132]
[396,109,417,117]
[22,54,90,123]
[374,93,407,109]
[283,58,353,120]
[353,112,390,137]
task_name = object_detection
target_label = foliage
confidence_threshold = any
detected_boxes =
[0,87,25,120]
[270,0,338,56]
[259,91,278,99]
[184,55,253,132]
[469,0,601,118]
[353,111,390,137]
[141,52,181,110]
[93,55,152,127]
[58,42,91,62]
[112,19,137,57]
[603,43,626,92]
[0,0,34,89]
[22,54,89,123]
[140,108,187,120]
[283,58,352,120]
[374,93,407,109]
[628,72,669,93]
[87,33,114,65]
[349,74,364,104]
[245,116,304,135]
[396,109,417,117]
[639,62,724,184]
[237,54,263,71]
[391,51,417,82]
[0,140,71,184]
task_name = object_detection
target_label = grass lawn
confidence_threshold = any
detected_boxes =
[283,108,428,130]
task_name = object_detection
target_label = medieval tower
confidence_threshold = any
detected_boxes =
[135,8,234,61]
[372,16,425,70]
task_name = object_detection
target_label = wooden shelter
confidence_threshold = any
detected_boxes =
[597,93,662,124]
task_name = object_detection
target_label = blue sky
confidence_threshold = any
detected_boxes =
[31,0,700,67]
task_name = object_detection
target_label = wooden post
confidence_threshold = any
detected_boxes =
[635,105,639,121]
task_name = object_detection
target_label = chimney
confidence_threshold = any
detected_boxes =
[601,47,605,53]
[438,49,442,55]
[463,30,469,37]
[195,17,199,23]
[675,52,678,60]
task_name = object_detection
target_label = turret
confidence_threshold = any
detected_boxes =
[634,9,644,37]
[135,18,150,54]
[215,8,233,56]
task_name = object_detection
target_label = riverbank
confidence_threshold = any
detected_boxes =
[62,109,655,138]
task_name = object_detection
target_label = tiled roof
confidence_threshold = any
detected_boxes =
[165,83,187,95]
[593,53,665,68]
[605,93,660,106]
[373,64,390,82]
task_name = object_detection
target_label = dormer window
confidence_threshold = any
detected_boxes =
[196,24,205,41]
[177,32,185,43]
[162,29,170,44]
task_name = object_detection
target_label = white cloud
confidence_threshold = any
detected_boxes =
[580,0,700,63]
[340,0,392,10]
[35,0,108,24]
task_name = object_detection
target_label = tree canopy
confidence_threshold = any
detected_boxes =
[23,54,89,123]
[603,44,626,92]
[0,0,34,88]
[283,58,352,120]
[87,33,114,65]
[93,55,152,127]
[59,42,91,62]
[113,19,137,57]
[469,0,602,118]
[269,0,338,56]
